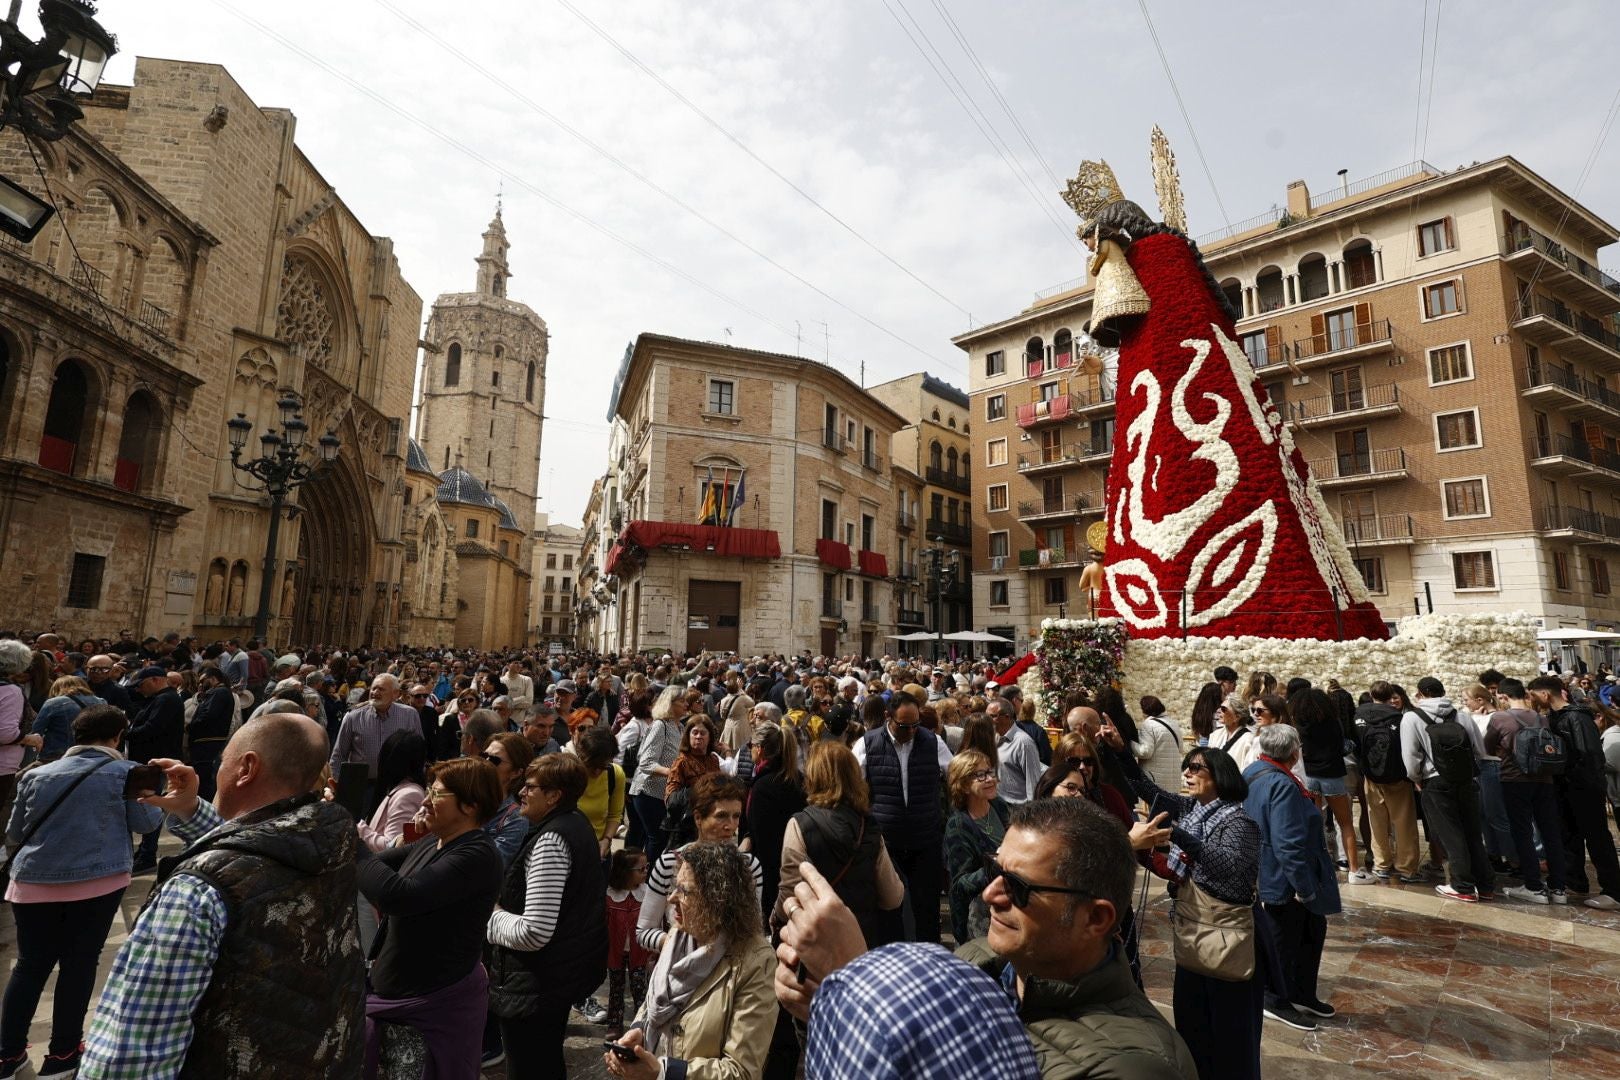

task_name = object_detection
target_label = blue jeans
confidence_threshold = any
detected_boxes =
[631,792,668,865]
[1476,759,1514,858]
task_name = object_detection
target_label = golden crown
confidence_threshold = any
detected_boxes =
[1062,159,1124,222]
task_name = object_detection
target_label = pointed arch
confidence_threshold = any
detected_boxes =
[445,342,462,386]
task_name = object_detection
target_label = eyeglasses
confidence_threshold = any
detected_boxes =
[425,788,454,801]
[1066,756,1096,770]
[1183,761,1211,775]
[980,855,1094,909]
[1251,707,1270,718]
[970,770,996,783]
[1055,780,1087,796]
[892,717,921,729]
[482,753,505,765]
[521,781,545,793]
[87,666,112,673]
[411,693,428,699]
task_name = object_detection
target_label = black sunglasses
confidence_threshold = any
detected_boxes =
[980,855,1094,909]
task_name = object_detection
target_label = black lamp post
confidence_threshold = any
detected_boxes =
[923,540,960,662]
[0,1,117,241]
[227,391,339,642]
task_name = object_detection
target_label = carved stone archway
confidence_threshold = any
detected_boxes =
[291,447,374,646]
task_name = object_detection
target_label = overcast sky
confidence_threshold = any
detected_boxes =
[83,0,1620,525]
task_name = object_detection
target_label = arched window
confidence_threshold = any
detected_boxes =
[1298,254,1329,302]
[445,343,461,386]
[40,359,91,476]
[494,345,504,360]
[1344,239,1377,289]
[947,416,957,429]
[1219,277,1243,314]
[525,361,535,403]
[1025,336,1045,371]
[1256,266,1284,313]
[493,273,504,298]
[946,446,959,475]
[928,441,943,472]
[115,390,162,493]
[1053,329,1073,366]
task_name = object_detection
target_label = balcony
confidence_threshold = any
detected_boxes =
[1246,339,1290,370]
[862,450,884,473]
[925,466,970,494]
[1522,362,1620,421]
[897,607,926,626]
[1306,447,1409,488]
[1017,492,1103,523]
[894,560,918,581]
[1025,352,1076,380]
[1075,438,1113,465]
[1340,514,1415,547]
[1016,394,1071,429]
[1070,384,1116,416]
[1018,448,1083,475]
[1535,505,1620,547]
[821,597,842,619]
[1504,222,1620,315]
[816,538,852,570]
[926,518,972,546]
[1288,383,1400,427]
[1529,434,1620,484]
[1290,319,1395,369]
[897,508,916,531]
[1018,547,1082,569]
[1514,294,1620,371]
[862,603,881,624]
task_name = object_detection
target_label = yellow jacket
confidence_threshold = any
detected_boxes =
[653,935,776,1080]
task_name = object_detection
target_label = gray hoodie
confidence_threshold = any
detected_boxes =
[1403,697,1488,785]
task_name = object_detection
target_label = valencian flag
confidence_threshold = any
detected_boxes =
[697,466,717,525]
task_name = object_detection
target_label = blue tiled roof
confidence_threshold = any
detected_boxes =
[406,438,435,476]
[436,467,496,507]
[491,496,520,531]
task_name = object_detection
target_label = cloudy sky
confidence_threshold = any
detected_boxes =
[83,0,1620,524]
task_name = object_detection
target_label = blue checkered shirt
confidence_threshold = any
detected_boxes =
[80,803,230,1080]
[805,943,1040,1080]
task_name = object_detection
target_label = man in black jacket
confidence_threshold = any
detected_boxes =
[128,666,185,872]
[1528,676,1620,909]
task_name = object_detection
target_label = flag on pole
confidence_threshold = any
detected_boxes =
[716,467,732,525]
[727,470,746,526]
[698,465,716,524]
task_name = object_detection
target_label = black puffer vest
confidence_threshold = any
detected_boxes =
[862,727,942,851]
[147,792,364,1079]
[487,806,607,1017]
[795,803,883,943]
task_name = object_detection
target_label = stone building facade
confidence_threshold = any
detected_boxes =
[961,156,1620,660]
[0,57,422,645]
[531,517,582,646]
[605,333,907,657]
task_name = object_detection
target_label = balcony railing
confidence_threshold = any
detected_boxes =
[1341,514,1415,544]
[894,560,918,581]
[896,508,916,531]
[1505,222,1620,301]
[925,466,970,493]
[1075,438,1113,462]
[897,607,926,625]
[137,300,171,335]
[821,597,841,619]
[926,518,972,545]
[1016,394,1071,428]
[1018,449,1081,472]
[1070,384,1115,411]
[1017,492,1098,519]
[862,603,880,623]
[1245,339,1289,369]
[1025,352,1075,379]
[1524,362,1620,414]
[1292,319,1393,362]
[1515,294,1620,358]
[1018,547,1080,568]
[1530,433,1620,477]
[69,260,108,296]
[1307,447,1408,483]
[862,450,883,472]
[1289,382,1399,423]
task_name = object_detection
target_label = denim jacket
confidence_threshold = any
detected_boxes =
[31,692,106,760]
[5,746,163,883]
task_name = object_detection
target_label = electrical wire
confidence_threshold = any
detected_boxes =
[548,0,975,322]
[368,0,956,371]
[879,0,1086,255]
[1134,0,1231,229]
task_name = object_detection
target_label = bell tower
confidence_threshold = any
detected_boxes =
[475,206,511,298]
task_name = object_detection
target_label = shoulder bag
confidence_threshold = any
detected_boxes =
[1169,806,1255,981]
[0,755,119,891]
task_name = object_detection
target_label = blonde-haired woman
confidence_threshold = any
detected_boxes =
[630,686,687,864]
[773,741,902,944]
[943,749,1008,943]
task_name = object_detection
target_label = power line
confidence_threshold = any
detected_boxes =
[211,1,907,385]
[1134,0,1231,229]
[369,0,954,369]
[549,0,973,321]
[877,0,1086,255]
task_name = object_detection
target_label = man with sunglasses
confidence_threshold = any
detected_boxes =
[776,798,1198,1079]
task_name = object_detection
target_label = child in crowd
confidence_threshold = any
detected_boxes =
[604,847,651,1035]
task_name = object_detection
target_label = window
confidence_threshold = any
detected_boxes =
[986,350,1005,377]
[561,576,571,590]
[545,575,555,591]
[986,438,1008,467]
[1435,409,1481,451]
[708,378,735,415]
[824,403,838,447]
[1354,556,1385,595]
[1452,551,1497,590]
[1324,307,1358,351]
[1422,279,1461,318]
[445,343,461,386]
[1039,381,1059,402]
[1442,477,1490,519]
[1417,218,1454,257]
[861,514,875,551]
[821,499,837,541]
[1240,330,1267,367]
[541,617,552,634]
[1554,551,1572,591]
[844,521,855,547]
[66,553,104,609]
[1044,577,1068,606]
[986,394,1006,422]
[499,540,510,557]
[989,580,1010,607]
[526,361,536,403]
[546,553,558,569]
[465,519,479,538]
[563,555,573,569]
[987,484,1009,512]
[988,531,1009,559]
[1428,342,1472,385]
[492,370,501,387]
[1591,557,1612,596]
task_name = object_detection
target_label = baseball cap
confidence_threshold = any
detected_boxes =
[135,666,168,681]
[554,679,577,693]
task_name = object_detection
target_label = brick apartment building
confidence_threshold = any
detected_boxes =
[960,156,1620,659]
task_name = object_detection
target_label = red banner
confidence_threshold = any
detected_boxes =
[857,549,888,577]
[816,538,852,570]
[605,521,782,576]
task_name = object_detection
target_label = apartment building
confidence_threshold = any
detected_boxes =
[604,333,908,657]
[531,516,582,646]
[867,373,974,640]
[959,156,1620,654]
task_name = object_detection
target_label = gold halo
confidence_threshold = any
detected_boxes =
[1086,520,1108,553]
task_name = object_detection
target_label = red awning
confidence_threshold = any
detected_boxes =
[857,549,888,577]
[605,521,782,576]
[816,538,852,570]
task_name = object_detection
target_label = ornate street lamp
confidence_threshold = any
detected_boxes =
[0,1,118,138]
[923,538,960,661]
[227,392,340,642]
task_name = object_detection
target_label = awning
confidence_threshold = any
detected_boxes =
[1537,627,1620,642]
[943,630,1014,643]
[816,538,852,570]
[858,549,888,577]
[605,520,781,576]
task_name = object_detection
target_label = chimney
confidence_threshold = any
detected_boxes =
[1286,180,1311,221]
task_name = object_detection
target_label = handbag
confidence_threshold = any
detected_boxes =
[0,754,119,891]
[1171,875,1255,981]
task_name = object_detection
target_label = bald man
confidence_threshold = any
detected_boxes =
[82,714,364,1078]
[84,652,132,712]
[1065,706,1103,737]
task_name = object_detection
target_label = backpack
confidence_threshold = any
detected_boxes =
[1423,712,1476,787]
[1511,718,1568,779]
[661,786,695,844]
[1360,714,1406,785]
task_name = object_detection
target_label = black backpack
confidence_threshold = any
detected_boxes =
[1423,711,1476,787]
[1360,714,1406,785]
[1511,718,1567,779]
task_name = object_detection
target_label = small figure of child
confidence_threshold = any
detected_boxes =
[605,847,651,1035]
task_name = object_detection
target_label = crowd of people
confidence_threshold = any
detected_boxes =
[2,629,1619,1079]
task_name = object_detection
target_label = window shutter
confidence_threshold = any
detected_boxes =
[1443,216,1455,250]
[1308,314,1325,354]
[1058,378,1069,397]
[1030,385,1043,404]
[1422,286,1433,319]
[1063,523,1076,552]
[1264,325,1282,354]
[1454,276,1466,313]
[1353,302,1373,332]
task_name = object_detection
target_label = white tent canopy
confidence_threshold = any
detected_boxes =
[1536,628,1620,642]
[942,630,1014,643]
[886,632,939,642]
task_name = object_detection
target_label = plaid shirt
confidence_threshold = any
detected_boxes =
[80,803,230,1080]
[805,943,1039,1079]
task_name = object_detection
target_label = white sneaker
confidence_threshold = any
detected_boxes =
[1550,890,1570,905]
[1346,869,1377,885]
[1583,893,1620,910]
[1503,885,1549,905]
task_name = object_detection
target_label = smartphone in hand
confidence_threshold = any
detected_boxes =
[602,1041,637,1061]
[124,763,168,799]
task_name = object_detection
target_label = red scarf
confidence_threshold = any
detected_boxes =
[1259,754,1313,802]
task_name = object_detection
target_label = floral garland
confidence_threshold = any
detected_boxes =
[1037,618,1130,726]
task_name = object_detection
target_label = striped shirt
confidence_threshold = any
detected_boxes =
[629,719,682,798]
[486,831,570,951]
[634,843,762,955]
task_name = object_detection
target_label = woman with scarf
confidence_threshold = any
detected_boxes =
[604,842,775,1080]
[1100,726,1262,1080]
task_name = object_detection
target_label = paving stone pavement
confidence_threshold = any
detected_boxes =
[3,845,1620,1078]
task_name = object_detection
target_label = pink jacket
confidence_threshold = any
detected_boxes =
[358,780,425,852]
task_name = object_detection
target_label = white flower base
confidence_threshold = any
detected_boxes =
[1035,613,1540,723]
